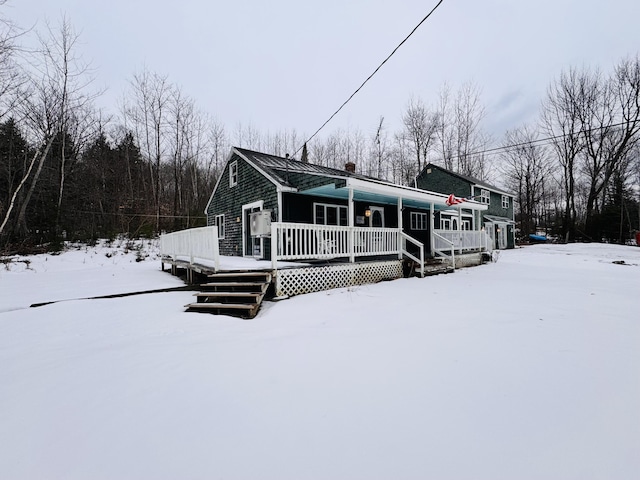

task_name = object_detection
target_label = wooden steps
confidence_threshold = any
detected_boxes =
[185,271,272,319]
[409,257,454,277]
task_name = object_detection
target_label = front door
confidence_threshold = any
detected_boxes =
[369,206,385,228]
[368,206,385,252]
[485,222,496,249]
[497,224,507,249]
[242,201,263,257]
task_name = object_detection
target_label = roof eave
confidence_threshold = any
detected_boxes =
[346,177,488,211]
[234,148,297,193]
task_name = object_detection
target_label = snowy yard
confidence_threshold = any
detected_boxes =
[1,241,639,480]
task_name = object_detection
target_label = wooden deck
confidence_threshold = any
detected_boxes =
[162,252,485,318]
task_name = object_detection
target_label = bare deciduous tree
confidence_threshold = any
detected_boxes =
[500,125,553,237]
[434,82,491,179]
[370,116,390,179]
[124,68,171,231]
[541,68,586,241]
[402,96,438,174]
[580,56,640,237]
[37,16,101,234]
[0,0,25,120]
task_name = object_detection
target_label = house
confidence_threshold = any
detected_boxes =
[204,147,490,260]
[160,147,496,314]
[416,163,516,249]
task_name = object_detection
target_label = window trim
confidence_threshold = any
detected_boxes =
[214,214,225,239]
[410,212,428,231]
[480,189,490,205]
[313,202,348,226]
[501,195,510,209]
[229,161,238,187]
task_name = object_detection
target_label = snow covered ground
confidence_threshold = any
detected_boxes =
[1,241,639,480]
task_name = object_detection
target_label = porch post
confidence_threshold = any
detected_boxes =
[348,187,355,263]
[457,206,462,253]
[271,221,277,270]
[397,197,403,259]
[430,203,435,257]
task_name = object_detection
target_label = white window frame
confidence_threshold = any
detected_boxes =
[214,214,225,239]
[440,217,451,230]
[501,195,510,209]
[313,203,348,226]
[410,212,428,231]
[229,160,238,187]
[480,189,490,205]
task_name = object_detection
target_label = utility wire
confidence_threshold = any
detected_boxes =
[294,0,446,156]
[72,209,206,219]
[457,120,632,161]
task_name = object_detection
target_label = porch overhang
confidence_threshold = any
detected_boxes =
[295,178,488,212]
[484,215,515,224]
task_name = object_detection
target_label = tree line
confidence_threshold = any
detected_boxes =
[0,7,638,252]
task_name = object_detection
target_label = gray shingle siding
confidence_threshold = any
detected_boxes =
[416,166,471,198]
[473,186,514,220]
[206,152,278,256]
[418,164,514,221]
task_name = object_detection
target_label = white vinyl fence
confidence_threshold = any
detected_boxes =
[160,226,220,271]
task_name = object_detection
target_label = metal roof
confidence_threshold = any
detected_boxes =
[236,147,377,188]
[484,214,516,224]
[233,147,488,211]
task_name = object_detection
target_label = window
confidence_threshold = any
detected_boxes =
[229,161,238,187]
[314,203,348,226]
[440,217,451,230]
[480,189,490,205]
[214,214,225,239]
[501,195,509,209]
[410,212,428,231]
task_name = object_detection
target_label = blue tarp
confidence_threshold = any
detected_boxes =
[528,234,548,242]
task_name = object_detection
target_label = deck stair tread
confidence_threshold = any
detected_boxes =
[206,271,272,279]
[407,257,454,277]
[194,292,262,298]
[187,271,273,319]
[185,302,257,310]
[200,281,267,287]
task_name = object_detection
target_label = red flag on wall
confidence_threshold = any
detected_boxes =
[445,194,465,206]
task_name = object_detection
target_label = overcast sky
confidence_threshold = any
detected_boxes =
[7,0,640,143]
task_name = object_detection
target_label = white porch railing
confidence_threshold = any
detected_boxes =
[432,231,455,269]
[271,222,399,263]
[400,232,424,277]
[160,226,220,271]
[433,229,493,253]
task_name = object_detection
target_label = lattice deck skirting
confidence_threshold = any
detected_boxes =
[275,260,403,297]
[454,252,483,269]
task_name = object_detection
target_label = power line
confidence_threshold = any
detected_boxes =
[454,120,633,161]
[294,0,446,156]
[72,209,206,219]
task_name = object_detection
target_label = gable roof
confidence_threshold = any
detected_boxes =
[204,147,376,214]
[422,163,515,197]
[234,147,379,188]
[205,147,489,214]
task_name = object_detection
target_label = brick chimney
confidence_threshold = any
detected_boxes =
[345,162,356,173]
